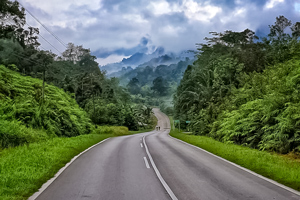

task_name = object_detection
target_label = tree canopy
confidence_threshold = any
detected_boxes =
[173,16,300,154]
[0,0,156,131]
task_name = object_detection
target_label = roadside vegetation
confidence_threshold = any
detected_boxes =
[170,128,300,191]
[0,64,93,148]
[0,54,151,200]
[0,0,155,132]
[174,16,300,154]
[0,1,156,199]
[0,134,111,200]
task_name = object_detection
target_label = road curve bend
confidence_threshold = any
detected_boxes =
[31,108,300,200]
[147,108,300,200]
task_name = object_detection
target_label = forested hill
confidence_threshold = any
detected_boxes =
[101,47,194,75]
[0,0,157,138]
[101,50,195,111]
[118,58,194,86]
[0,64,93,148]
[118,58,194,110]
[174,16,300,154]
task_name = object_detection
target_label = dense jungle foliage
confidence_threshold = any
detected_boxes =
[174,16,300,153]
[0,0,156,149]
[121,58,194,115]
[0,64,93,148]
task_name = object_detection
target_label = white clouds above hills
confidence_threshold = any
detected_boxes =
[19,0,300,64]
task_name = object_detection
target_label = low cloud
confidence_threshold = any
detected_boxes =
[19,0,300,63]
[96,54,131,66]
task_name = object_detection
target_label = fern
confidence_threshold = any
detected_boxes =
[0,65,93,148]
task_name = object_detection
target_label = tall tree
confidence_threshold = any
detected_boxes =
[151,76,168,96]
[0,0,25,28]
[127,77,140,95]
[291,22,300,39]
[263,15,298,64]
[268,15,292,41]
[33,50,55,103]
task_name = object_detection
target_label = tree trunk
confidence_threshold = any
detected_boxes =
[42,65,45,103]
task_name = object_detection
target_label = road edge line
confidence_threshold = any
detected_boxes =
[143,136,178,200]
[28,138,111,200]
[168,134,300,197]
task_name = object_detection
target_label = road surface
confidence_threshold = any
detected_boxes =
[32,108,300,200]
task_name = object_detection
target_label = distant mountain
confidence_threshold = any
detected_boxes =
[137,51,195,70]
[117,56,195,87]
[108,66,134,78]
[100,48,195,76]
[104,50,196,107]
[100,47,166,74]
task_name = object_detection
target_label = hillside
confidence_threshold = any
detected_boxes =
[99,50,195,113]
[119,58,194,86]
[114,58,194,112]
[173,16,300,154]
[100,48,165,74]
[0,65,93,148]
[102,50,195,76]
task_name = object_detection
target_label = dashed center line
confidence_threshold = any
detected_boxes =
[143,135,178,200]
[143,157,150,168]
[140,143,143,148]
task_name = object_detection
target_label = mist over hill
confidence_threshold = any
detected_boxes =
[100,47,195,77]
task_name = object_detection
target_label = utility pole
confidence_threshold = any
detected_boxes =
[173,119,175,130]
[42,62,46,103]
[91,73,95,116]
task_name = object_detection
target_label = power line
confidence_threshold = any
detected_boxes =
[25,22,62,54]
[39,45,47,51]
[5,20,58,54]
[17,1,68,49]
[10,51,42,66]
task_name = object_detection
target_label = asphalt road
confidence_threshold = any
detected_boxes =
[33,108,300,200]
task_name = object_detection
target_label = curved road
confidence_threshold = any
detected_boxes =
[32,108,300,200]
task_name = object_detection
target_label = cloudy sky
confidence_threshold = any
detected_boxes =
[18,0,300,65]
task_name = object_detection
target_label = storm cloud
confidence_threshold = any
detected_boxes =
[18,0,300,65]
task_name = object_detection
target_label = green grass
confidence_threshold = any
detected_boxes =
[92,126,129,136]
[0,65,150,199]
[129,128,154,135]
[170,129,300,191]
[0,124,140,200]
[0,64,93,148]
[0,134,112,200]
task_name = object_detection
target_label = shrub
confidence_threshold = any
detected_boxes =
[0,119,49,148]
[92,126,129,136]
[0,65,93,148]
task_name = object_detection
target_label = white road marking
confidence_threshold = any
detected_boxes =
[140,143,143,148]
[168,134,300,197]
[143,157,150,168]
[143,136,178,200]
[28,138,111,200]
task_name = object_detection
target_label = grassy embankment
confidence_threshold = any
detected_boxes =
[0,65,132,200]
[0,134,110,200]
[0,125,135,200]
[129,129,154,134]
[169,117,300,191]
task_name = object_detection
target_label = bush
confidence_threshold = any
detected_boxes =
[0,65,93,148]
[210,59,300,153]
[92,126,129,136]
[0,119,49,148]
